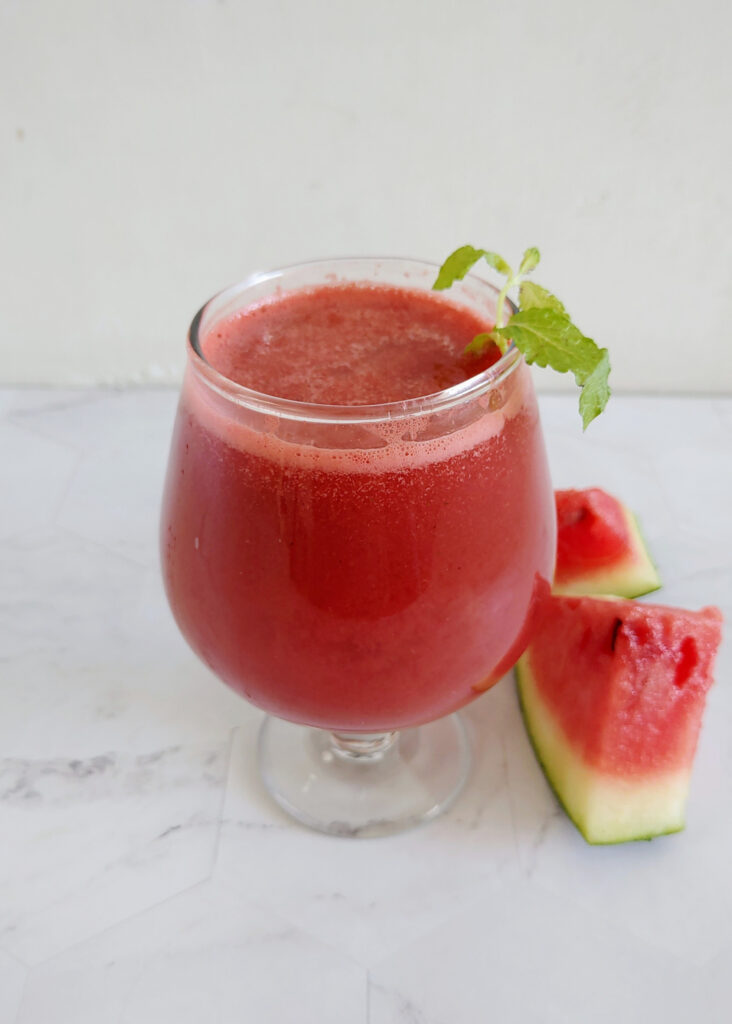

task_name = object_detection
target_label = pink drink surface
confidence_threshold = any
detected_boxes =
[161,283,555,731]
[204,283,502,403]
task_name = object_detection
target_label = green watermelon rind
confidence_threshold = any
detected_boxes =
[515,656,686,845]
[553,506,661,600]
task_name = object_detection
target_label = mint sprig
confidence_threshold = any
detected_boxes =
[433,245,610,428]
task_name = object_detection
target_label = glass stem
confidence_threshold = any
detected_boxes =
[329,731,398,762]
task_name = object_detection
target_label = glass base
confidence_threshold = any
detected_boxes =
[257,713,471,837]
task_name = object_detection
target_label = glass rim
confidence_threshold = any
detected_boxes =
[187,256,521,425]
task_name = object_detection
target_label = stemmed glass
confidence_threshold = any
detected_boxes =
[161,258,555,836]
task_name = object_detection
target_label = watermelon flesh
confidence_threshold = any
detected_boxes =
[517,594,723,844]
[554,488,660,598]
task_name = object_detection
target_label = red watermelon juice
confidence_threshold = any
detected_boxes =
[161,263,555,732]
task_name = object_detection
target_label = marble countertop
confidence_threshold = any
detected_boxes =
[1,389,730,1023]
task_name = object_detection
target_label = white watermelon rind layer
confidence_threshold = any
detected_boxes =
[553,507,661,599]
[515,653,689,845]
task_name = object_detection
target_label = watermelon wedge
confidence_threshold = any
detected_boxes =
[516,594,723,844]
[554,488,660,598]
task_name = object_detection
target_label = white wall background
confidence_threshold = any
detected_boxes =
[2,0,730,391]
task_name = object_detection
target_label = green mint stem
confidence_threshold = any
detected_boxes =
[495,281,510,330]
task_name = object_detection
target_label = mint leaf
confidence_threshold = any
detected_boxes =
[579,349,611,429]
[434,242,611,425]
[494,308,600,385]
[432,246,485,290]
[519,247,540,275]
[432,245,511,290]
[480,250,512,276]
[464,330,504,357]
[519,280,566,315]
